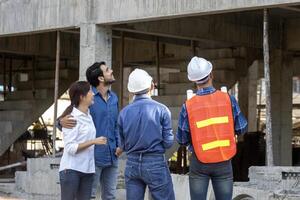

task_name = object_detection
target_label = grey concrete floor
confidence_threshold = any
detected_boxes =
[0,192,24,200]
[0,189,127,200]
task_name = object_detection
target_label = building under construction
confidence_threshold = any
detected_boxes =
[2,0,300,199]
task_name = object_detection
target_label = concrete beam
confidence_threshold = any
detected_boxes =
[280,5,300,12]
[0,0,87,36]
[113,16,280,48]
[0,32,79,58]
[93,0,300,24]
[1,0,300,36]
[113,27,233,49]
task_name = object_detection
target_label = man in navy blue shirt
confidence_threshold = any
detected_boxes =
[59,62,122,199]
[118,69,175,200]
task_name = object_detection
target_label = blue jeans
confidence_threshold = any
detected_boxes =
[189,153,233,200]
[59,169,94,200]
[91,163,118,199]
[125,153,175,200]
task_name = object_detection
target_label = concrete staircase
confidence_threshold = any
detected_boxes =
[151,48,245,159]
[0,65,78,156]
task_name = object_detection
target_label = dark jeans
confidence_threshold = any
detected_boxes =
[59,169,94,200]
[125,153,175,200]
[189,153,233,200]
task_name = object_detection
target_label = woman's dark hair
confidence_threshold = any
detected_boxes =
[59,81,91,119]
[86,62,106,87]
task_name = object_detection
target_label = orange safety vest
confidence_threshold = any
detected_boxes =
[186,90,236,163]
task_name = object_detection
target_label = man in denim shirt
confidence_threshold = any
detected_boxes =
[118,69,175,200]
[177,57,248,200]
[59,62,122,199]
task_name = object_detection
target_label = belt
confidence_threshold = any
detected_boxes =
[128,152,165,162]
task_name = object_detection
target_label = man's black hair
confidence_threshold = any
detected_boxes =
[86,62,106,87]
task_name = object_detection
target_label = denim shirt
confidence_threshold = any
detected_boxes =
[90,87,119,167]
[176,86,248,151]
[118,94,174,155]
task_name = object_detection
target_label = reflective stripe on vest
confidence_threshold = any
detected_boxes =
[186,90,236,163]
[202,139,230,151]
[196,116,229,128]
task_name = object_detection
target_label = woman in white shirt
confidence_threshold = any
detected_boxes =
[59,81,107,200]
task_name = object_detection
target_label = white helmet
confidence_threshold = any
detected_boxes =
[128,69,153,93]
[187,57,213,82]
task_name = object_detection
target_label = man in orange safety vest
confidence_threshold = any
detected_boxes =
[176,57,248,200]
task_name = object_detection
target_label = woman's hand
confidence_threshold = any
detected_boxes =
[94,136,107,145]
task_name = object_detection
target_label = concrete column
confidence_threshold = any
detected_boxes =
[122,67,132,106]
[238,75,249,120]
[238,60,249,120]
[111,38,121,103]
[247,60,260,132]
[79,23,112,80]
[270,50,293,166]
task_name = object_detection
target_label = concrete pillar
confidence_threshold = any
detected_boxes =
[238,75,249,120]
[238,59,249,121]
[79,23,112,80]
[111,38,121,103]
[270,50,293,166]
[247,60,260,132]
[122,67,132,106]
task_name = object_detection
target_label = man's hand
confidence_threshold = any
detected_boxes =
[60,115,77,129]
[115,147,123,157]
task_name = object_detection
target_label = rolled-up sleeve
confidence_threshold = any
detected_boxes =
[114,122,121,148]
[62,125,80,155]
[176,104,191,146]
[117,114,125,151]
[230,95,248,135]
[115,102,121,148]
[161,107,174,149]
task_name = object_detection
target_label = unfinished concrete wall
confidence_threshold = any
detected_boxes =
[111,36,248,108]
[234,166,300,199]
[0,31,79,155]
[15,158,60,199]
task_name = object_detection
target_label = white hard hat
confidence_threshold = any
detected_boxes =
[128,69,153,93]
[187,57,213,82]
